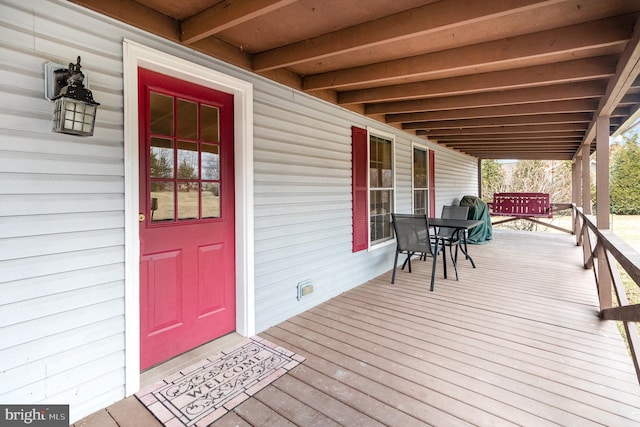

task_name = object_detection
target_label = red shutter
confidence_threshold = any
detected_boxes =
[428,149,436,217]
[352,126,368,252]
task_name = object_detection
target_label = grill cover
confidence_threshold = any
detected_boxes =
[460,195,493,244]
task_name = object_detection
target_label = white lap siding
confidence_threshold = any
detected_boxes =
[0,0,478,421]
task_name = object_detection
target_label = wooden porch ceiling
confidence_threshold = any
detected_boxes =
[71,0,640,160]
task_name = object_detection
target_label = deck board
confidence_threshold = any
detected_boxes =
[75,230,640,426]
[253,385,342,427]
[271,374,385,427]
[222,230,640,426]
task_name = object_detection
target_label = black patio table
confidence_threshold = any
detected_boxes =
[428,217,483,268]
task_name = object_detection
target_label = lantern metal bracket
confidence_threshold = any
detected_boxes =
[44,60,91,101]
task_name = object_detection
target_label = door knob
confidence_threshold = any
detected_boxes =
[139,213,145,222]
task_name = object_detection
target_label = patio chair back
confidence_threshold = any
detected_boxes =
[392,213,435,255]
[438,205,470,239]
[390,213,442,291]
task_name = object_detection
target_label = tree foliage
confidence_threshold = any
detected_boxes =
[481,159,506,202]
[481,159,571,202]
[610,133,640,214]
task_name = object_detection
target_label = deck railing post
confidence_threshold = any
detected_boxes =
[582,221,592,268]
[596,241,613,310]
[574,206,582,245]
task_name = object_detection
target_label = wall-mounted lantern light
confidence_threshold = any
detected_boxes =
[45,56,99,136]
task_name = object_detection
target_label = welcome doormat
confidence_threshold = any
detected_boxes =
[136,336,305,426]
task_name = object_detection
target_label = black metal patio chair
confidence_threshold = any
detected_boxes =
[390,213,445,291]
[435,205,470,280]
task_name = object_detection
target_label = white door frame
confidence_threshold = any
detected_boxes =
[122,39,255,395]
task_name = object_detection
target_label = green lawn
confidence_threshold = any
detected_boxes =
[610,215,640,251]
[609,216,640,313]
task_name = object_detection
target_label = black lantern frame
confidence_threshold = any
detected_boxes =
[48,56,100,137]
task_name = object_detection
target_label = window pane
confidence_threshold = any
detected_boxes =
[382,166,393,188]
[150,182,174,222]
[150,138,174,178]
[202,144,220,180]
[414,190,427,215]
[177,141,198,179]
[370,189,393,243]
[178,182,199,220]
[201,105,220,142]
[370,135,393,189]
[371,215,382,243]
[370,137,379,187]
[369,165,379,188]
[413,148,427,188]
[150,92,173,136]
[202,183,220,218]
[177,99,198,139]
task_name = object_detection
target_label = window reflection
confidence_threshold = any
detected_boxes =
[150,182,174,222]
[413,148,427,188]
[202,144,220,180]
[150,92,173,136]
[150,138,174,178]
[178,141,198,180]
[178,182,199,220]
[202,183,220,218]
[177,99,198,139]
[201,105,219,142]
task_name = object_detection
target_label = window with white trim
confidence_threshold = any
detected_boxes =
[369,132,395,245]
[412,145,428,215]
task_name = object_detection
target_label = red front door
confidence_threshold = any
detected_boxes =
[138,68,235,370]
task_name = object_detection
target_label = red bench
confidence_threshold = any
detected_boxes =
[488,192,552,226]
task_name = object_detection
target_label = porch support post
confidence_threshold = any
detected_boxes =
[582,146,592,214]
[595,115,612,312]
[477,158,482,199]
[596,116,610,230]
[572,156,581,205]
[571,157,581,237]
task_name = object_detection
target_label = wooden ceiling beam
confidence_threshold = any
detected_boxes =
[69,0,252,69]
[619,94,640,105]
[438,132,584,144]
[580,14,640,151]
[252,0,560,72]
[403,113,592,130]
[181,0,297,44]
[68,0,181,41]
[189,37,253,70]
[454,146,577,151]
[423,123,588,136]
[385,99,598,123]
[303,16,635,91]
[367,81,605,115]
[611,106,632,117]
[444,143,580,149]
[338,56,616,105]
[455,151,576,157]
[470,153,574,160]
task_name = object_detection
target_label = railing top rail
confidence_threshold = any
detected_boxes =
[575,208,640,288]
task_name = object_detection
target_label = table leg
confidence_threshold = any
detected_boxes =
[461,232,477,268]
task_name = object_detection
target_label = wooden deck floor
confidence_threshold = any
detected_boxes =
[76,230,640,426]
